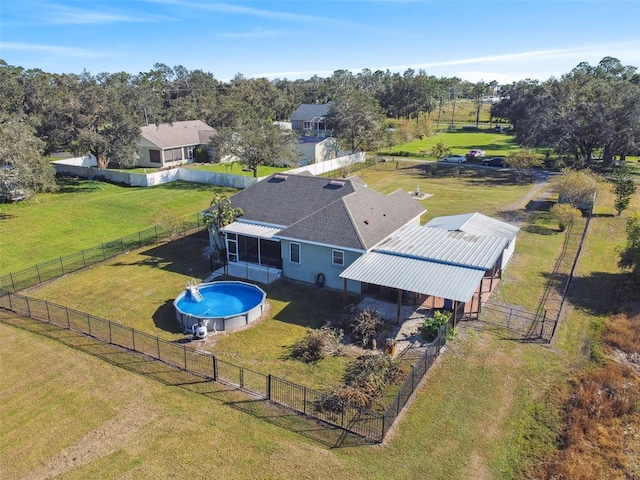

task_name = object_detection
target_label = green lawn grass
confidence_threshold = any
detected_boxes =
[2,164,638,478]
[0,179,228,276]
[382,131,519,158]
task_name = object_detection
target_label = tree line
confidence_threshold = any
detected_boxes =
[491,56,640,169]
[1,56,639,194]
[0,60,499,167]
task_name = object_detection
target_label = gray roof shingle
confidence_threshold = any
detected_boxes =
[289,104,331,122]
[230,174,426,250]
[140,120,215,149]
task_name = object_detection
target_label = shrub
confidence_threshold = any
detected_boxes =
[550,203,582,232]
[420,310,451,342]
[290,327,343,363]
[194,147,210,163]
[349,307,385,348]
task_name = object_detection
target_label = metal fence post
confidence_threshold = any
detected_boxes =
[267,374,271,400]
[10,273,16,292]
[36,265,42,284]
[157,337,160,359]
[184,346,187,370]
[213,355,217,381]
[60,257,65,275]
[82,250,87,268]
[303,387,307,414]
[87,314,91,336]
[65,307,70,328]
[108,321,112,343]
[132,328,136,351]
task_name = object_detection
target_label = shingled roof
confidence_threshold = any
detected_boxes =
[289,104,331,121]
[230,173,426,250]
[140,120,215,149]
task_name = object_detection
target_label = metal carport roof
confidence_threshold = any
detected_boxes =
[340,251,486,303]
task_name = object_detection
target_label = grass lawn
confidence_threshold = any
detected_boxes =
[382,131,520,158]
[2,164,638,478]
[0,179,228,276]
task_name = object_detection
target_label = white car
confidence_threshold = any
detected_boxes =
[439,155,466,163]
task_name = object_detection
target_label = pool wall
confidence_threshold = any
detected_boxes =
[174,281,266,333]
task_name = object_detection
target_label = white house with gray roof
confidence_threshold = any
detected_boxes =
[136,120,216,168]
[216,173,426,290]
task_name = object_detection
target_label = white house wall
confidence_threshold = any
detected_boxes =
[501,239,517,271]
[280,239,362,293]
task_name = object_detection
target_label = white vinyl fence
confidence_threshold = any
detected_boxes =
[52,152,366,189]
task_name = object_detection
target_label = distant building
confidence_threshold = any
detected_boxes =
[289,104,332,137]
[136,120,216,168]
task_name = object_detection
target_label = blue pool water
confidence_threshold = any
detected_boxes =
[175,281,265,318]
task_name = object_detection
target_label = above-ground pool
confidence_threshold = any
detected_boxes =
[174,281,267,333]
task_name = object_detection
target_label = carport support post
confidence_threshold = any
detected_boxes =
[342,278,348,305]
[396,289,402,324]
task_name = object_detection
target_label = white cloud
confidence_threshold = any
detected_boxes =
[0,42,117,58]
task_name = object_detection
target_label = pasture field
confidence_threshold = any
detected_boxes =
[2,156,639,478]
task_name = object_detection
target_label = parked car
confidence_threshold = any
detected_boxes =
[465,149,486,159]
[482,156,508,167]
[439,155,466,163]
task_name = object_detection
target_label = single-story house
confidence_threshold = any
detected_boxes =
[214,173,426,289]
[212,173,520,321]
[136,120,216,168]
[297,136,341,165]
[289,104,332,137]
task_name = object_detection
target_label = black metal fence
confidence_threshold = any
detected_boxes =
[0,214,206,294]
[473,302,558,341]
[382,319,452,438]
[0,290,454,443]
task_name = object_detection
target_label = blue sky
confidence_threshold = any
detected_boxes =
[1,0,639,83]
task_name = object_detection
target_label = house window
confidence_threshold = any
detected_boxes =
[303,121,311,130]
[149,150,161,163]
[332,250,344,266]
[290,243,300,264]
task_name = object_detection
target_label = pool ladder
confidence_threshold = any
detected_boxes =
[186,279,204,302]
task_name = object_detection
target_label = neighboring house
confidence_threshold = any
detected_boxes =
[136,120,216,168]
[297,136,341,165]
[340,212,519,320]
[215,173,426,289]
[289,104,332,137]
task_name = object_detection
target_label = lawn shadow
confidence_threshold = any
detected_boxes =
[559,271,620,316]
[265,279,353,329]
[110,232,212,278]
[152,299,183,334]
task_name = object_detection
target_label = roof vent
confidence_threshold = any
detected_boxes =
[274,174,288,180]
[329,180,345,187]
